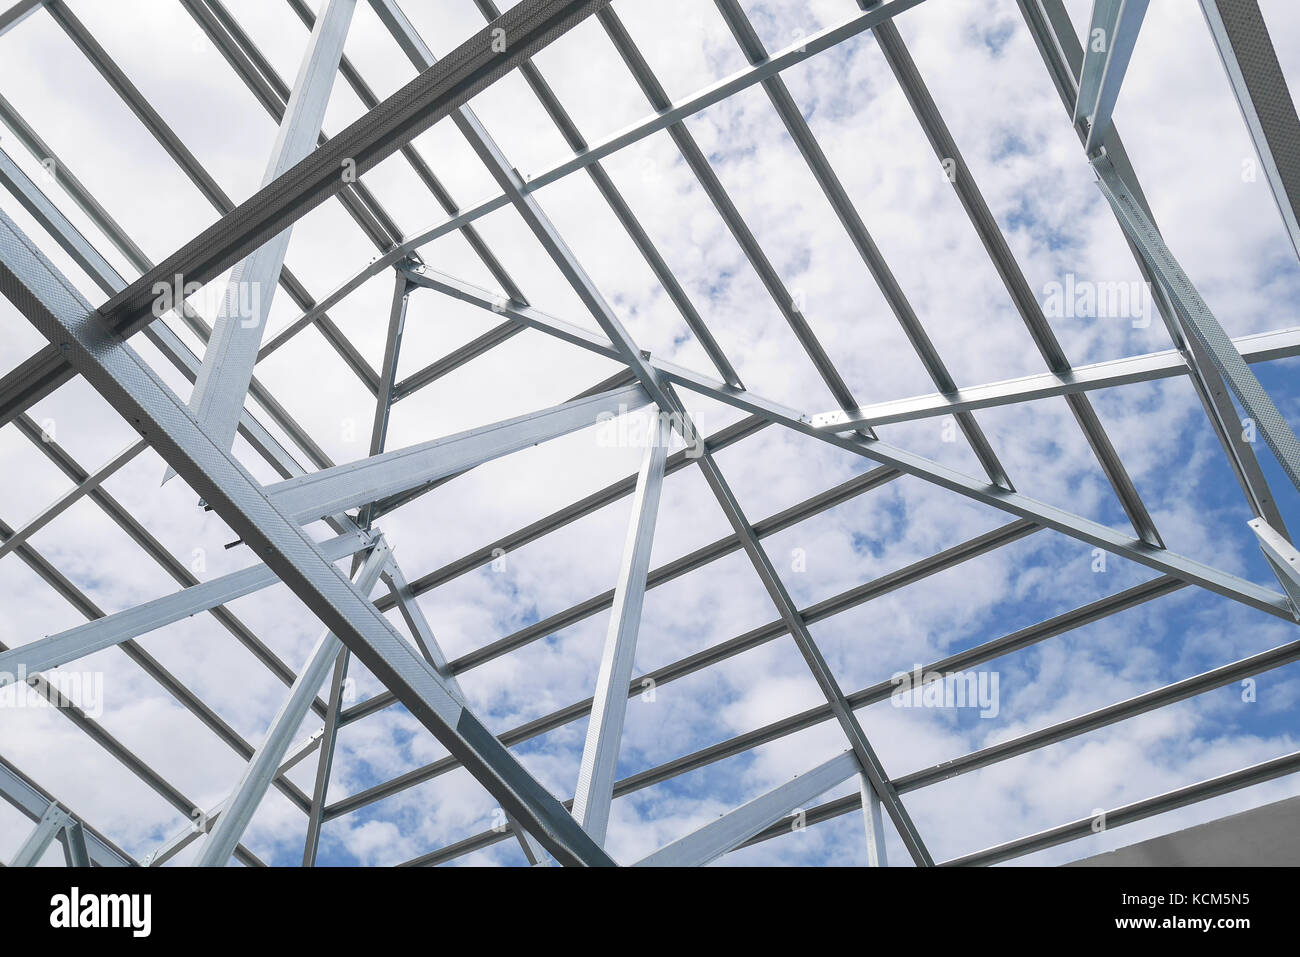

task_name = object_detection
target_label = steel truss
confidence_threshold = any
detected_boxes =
[0,0,1296,868]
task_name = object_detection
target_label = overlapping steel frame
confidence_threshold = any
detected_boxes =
[0,0,1298,867]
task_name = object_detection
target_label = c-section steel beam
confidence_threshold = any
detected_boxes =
[1076,0,1149,154]
[181,0,356,461]
[0,207,614,866]
[571,414,670,845]
[1199,0,1300,264]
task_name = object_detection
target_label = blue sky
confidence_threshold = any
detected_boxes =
[1,0,1300,868]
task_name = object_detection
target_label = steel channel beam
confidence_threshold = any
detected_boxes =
[0,531,370,682]
[1094,153,1300,496]
[258,0,930,360]
[860,773,889,866]
[1076,0,1149,154]
[633,751,860,867]
[0,0,42,38]
[872,17,1162,547]
[809,326,1300,431]
[8,801,67,866]
[571,414,670,845]
[1199,0,1300,264]
[181,0,357,462]
[264,384,650,524]
[198,540,390,866]
[144,729,324,866]
[0,208,614,867]
[0,437,146,562]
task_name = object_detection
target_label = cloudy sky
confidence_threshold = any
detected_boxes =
[1,0,1300,867]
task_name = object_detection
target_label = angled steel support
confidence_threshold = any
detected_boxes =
[0,207,614,866]
[860,773,889,867]
[198,540,391,867]
[179,0,357,463]
[0,437,146,561]
[144,729,324,866]
[634,751,859,867]
[809,326,1300,430]
[1094,152,1300,495]
[9,801,68,866]
[1249,518,1300,615]
[1199,0,1300,263]
[264,383,650,523]
[60,821,89,867]
[571,413,670,846]
[1075,0,1150,154]
[0,530,370,687]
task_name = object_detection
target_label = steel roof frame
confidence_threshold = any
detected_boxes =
[0,0,1296,868]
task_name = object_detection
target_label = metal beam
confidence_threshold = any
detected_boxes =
[0,0,42,38]
[0,207,614,866]
[1199,0,1300,264]
[1018,0,1293,538]
[860,774,888,867]
[1076,0,1149,153]
[1094,152,1300,495]
[634,751,859,867]
[0,437,146,561]
[0,531,370,684]
[180,0,357,462]
[873,17,1162,547]
[571,414,670,846]
[809,326,1300,430]
[9,801,67,867]
[264,383,650,524]
[0,755,133,866]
